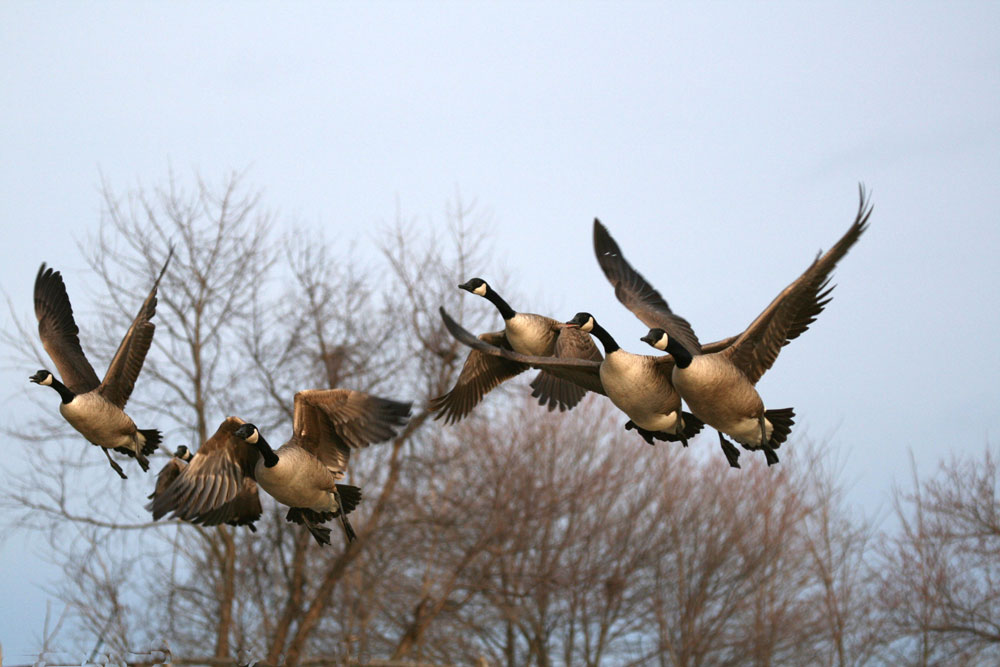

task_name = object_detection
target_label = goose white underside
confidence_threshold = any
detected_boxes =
[59,393,142,450]
[722,417,774,448]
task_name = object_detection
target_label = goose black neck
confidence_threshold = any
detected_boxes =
[254,435,280,468]
[590,321,620,354]
[50,377,75,404]
[666,337,694,369]
[484,287,517,321]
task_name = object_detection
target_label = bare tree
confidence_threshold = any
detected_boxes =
[3,171,893,667]
[875,447,1000,665]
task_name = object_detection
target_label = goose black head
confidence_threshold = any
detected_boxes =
[234,423,261,445]
[641,327,693,367]
[173,445,193,462]
[640,328,670,351]
[458,277,489,296]
[565,312,596,333]
[29,369,54,386]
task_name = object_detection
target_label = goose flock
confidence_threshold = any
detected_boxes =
[29,186,871,545]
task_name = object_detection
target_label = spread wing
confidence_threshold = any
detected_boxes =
[147,416,260,524]
[429,329,529,424]
[34,264,101,395]
[98,247,173,409]
[147,456,186,502]
[593,218,702,354]
[293,389,412,476]
[439,307,606,395]
[724,185,872,384]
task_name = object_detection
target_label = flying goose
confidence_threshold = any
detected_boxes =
[437,307,737,451]
[146,420,263,531]
[637,187,873,465]
[429,278,602,423]
[148,390,412,545]
[30,249,173,478]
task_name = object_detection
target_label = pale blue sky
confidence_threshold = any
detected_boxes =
[2,1,999,659]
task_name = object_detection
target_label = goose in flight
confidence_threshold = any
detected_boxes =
[637,187,873,465]
[430,278,602,423]
[146,437,262,532]
[30,249,173,478]
[148,390,411,545]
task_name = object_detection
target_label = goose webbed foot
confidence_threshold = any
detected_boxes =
[718,432,741,468]
[102,448,128,479]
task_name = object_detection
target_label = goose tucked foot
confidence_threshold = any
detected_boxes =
[718,432,741,468]
[333,486,358,543]
[757,415,780,466]
[625,421,686,447]
[102,447,128,479]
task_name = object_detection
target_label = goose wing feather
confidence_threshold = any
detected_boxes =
[98,247,173,409]
[33,264,101,395]
[724,185,872,384]
[429,330,529,423]
[293,389,412,474]
[593,218,702,354]
[147,416,259,522]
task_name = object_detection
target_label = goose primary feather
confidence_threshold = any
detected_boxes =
[30,248,173,478]
[148,390,411,545]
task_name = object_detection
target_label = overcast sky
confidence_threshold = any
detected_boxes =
[2,1,998,659]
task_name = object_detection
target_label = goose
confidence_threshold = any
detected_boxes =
[148,390,412,545]
[429,278,602,423]
[30,249,173,478]
[635,187,873,465]
[437,307,737,451]
[147,420,264,531]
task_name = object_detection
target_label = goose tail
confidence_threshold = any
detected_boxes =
[765,408,795,449]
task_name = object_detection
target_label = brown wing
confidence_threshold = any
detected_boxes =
[147,416,260,523]
[593,219,702,354]
[189,478,263,530]
[440,308,606,395]
[429,329,529,424]
[724,185,872,384]
[293,389,412,473]
[98,247,173,409]
[146,457,186,502]
[33,264,101,395]
[528,326,604,411]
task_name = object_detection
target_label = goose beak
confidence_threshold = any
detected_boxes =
[564,321,580,329]
[28,371,45,384]
[458,281,474,292]
[639,333,657,345]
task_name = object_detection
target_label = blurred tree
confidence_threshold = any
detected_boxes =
[876,448,1000,665]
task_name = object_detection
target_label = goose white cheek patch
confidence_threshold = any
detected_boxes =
[473,283,487,296]
[246,429,259,444]
[41,374,53,386]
